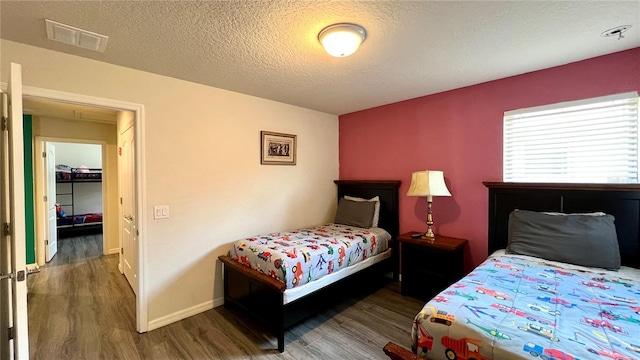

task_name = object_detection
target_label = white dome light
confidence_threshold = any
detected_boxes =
[318,23,366,58]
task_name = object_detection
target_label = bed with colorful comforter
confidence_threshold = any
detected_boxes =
[412,251,640,360]
[229,223,391,290]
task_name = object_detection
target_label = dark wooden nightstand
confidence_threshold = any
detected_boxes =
[397,232,467,301]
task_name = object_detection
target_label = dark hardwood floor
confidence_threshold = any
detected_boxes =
[28,235,423,359]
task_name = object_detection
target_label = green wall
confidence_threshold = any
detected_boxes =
[23,114,35,264]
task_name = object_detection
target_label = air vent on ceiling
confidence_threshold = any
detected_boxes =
[45,19,108,52]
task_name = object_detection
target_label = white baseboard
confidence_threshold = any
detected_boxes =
[108,248,120,255]
[147,297,225,331]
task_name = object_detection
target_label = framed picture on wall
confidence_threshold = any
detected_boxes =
[261,131,296,165]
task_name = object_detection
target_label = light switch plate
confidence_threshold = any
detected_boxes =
[154,205,169,219]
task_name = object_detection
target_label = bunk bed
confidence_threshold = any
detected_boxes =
[56,166,103,238]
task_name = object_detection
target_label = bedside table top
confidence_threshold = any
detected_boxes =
[397,231,467,251]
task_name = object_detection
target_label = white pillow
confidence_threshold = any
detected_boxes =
[543,211,607,216]
[344,195,380,227]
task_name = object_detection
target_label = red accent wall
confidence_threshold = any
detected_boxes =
[339,48,640,269]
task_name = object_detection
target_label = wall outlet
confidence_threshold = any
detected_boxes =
[153,205,169,219]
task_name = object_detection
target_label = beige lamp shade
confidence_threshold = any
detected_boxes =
[406,170,452,200]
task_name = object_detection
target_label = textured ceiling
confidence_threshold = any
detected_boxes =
[1,1,639,115]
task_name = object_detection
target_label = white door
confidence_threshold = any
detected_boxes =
[1,63,29,359]
[120,125,137,294]
[1,88,12,360]
[44,143,57,262]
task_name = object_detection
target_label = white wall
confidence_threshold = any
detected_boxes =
[56,182,102,215]
[1,40,339,325]
[51,142,102,168]
[52,142,103,215]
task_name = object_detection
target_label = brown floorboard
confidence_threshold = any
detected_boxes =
[28,235,423,359]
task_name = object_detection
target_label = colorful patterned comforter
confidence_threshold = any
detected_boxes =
[412,252,640,360]
[229,224,390,289]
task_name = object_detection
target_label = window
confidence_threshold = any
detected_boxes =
[503,92,640,183]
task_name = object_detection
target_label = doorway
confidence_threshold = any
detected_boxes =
[34,140,107,266]
[21,86,147,333]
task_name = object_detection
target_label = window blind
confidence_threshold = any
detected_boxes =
[504,92,640,183]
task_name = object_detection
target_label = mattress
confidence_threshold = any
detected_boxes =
[284,248,391,304]
[56,167,102,181]
[412,251,640,360]
[229,223,391,290]
[57,213,103,226]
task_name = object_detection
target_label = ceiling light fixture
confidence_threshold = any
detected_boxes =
[318,23,366,58]
[601,25,632,40]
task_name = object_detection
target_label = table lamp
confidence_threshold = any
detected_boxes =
[406,170,451,240]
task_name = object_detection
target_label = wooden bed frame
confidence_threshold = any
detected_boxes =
[484,182,640,268]
[383,182,640,359]
[219,180,400,352]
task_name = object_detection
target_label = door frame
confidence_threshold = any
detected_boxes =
[34,138,109,265]
[18,85,148,332]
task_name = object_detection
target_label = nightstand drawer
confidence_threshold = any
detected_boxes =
[403,244,462,276]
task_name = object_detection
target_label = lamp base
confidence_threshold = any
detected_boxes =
[424,200,436,241]
[412,232,437,241]
[420,234,436,242]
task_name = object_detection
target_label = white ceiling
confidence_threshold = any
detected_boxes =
[1,1,638,115]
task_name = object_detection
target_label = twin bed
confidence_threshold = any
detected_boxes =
[218,180,400,352]
[386,182,640,360]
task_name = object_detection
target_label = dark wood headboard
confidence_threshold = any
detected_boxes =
[334,180,401,237]
[484,182,640,269]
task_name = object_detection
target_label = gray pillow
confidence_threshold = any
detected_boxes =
[334,198,376,228]
[506,210,620,270]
